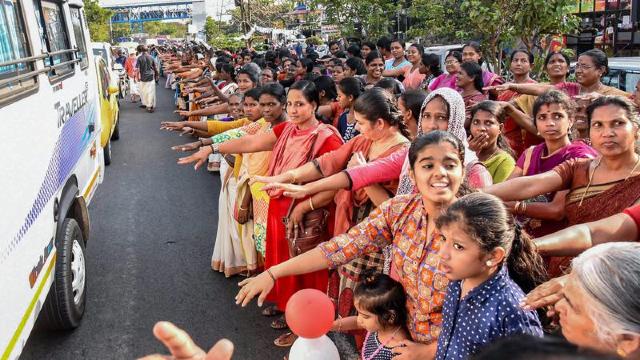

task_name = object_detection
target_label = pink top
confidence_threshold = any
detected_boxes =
[346,148,407,191]
[346,148,492,192]
[403,66,426,90]
[428,73,458,91]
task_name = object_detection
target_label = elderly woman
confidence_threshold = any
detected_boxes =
[531,243,640,359]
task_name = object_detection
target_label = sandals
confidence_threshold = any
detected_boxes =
[274,332,298,347]
[270,316,288,330]
[262,305,283,317]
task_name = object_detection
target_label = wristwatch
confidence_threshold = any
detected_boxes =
[210,143,220,154]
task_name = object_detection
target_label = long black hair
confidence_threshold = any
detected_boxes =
[313,75,338,101]
[463,41,485,66]
[365,50,384,66]
[354,88,411,138]
[421,53,443,77]
[460,61,484,92]
[400,90,428,126]
[289,80,320,110]
[337,77,365,102]
[260,83,286,104]
[469,101,515,158]
[436,192,547,293]
[345,57,367,75]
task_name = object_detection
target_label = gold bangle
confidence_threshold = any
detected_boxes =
[514,201,522,215]
[266,268,277,284]
[521,201,527,215]
[289,170,298,183]
[239,206,247,211]
[309,198,315,211]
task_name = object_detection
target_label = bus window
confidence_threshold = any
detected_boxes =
[0,0,36,98]
[602,69,621,89]
[69,7,88,69]
[34,0,74,77]
[624,72,640,93]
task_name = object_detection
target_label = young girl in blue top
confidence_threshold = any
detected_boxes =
[435,192,547,360]
[332,273,410,360]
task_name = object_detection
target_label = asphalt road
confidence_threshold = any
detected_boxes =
[21,83,288,360]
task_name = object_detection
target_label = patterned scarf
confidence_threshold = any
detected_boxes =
[396,87,477,195]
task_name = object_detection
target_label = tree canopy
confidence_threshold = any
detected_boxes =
[83,0,112,42]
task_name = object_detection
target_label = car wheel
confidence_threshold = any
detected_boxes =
[41,218,87,330]
[111,113,120,141]
[103,140,112,166]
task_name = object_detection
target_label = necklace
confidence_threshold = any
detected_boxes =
[578,156,640,207]
[361,327,402,360]
[480,147,501,162]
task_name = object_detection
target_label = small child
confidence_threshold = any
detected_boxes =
[435,192,546,360]
[332,273,410,360]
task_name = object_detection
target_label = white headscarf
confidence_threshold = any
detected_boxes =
[396,88,477,195]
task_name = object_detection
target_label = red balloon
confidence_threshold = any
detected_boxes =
[285,289,334,339]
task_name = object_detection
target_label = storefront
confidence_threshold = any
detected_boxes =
[566,0,640,56]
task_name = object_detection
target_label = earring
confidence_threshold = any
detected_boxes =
[617,348,626,357]
[486,261,493,266]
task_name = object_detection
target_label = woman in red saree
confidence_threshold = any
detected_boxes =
[255,89,411,339]
[177,80,342,346]
[487,95,640,277]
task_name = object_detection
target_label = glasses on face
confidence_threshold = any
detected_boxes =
[575,63,594,70]
[445,60,458,65]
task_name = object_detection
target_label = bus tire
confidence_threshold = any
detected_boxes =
[41,218,87,330]
[111,114,120,141]
[103,140,112,166]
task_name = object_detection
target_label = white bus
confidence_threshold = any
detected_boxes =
[0,0,102,359]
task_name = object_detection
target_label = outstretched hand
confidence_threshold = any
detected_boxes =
[250,173,291,186]
[520,275,568,318]
[261,182,310,199]
[171,141,202,152]
[235,271,275,307]
[175,110,191,117]
[177,146,213,170]
[138,321,234,360]
[161,122,185,131]
[482,83,512,92]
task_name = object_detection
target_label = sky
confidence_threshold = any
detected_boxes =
[98,0,234,20]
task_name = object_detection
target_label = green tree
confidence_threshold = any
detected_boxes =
[83,0,112,42]
[204,16,244,50]
[229,0,292,32]
[407,0,473,44]
[460,0,580,74]
[309,0,397,38]
[514,1,580,52]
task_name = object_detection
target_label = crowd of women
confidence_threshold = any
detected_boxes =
[148,38,640,360]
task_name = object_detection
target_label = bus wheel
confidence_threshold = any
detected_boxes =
[103,140,112,166]
[41,218,87,330]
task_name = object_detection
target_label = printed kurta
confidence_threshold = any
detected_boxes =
[319,194,449,344]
